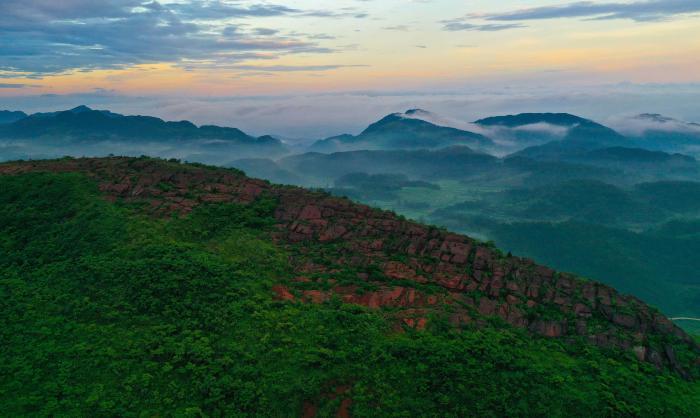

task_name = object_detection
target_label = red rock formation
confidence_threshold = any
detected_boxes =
[302,385,352,418]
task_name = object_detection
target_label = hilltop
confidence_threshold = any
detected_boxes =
[0,105,278,144]
[311,110,493,153]
[1,156,698,416]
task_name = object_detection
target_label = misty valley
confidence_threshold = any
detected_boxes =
[2,105,700,334]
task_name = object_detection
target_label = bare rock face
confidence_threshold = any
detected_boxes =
[2,156,698,376]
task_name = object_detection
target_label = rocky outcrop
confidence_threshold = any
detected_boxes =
[1,156,698,376]
[302,385,352,418]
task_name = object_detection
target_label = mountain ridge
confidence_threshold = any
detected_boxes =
[0,110,28,124]
[475,112,614,129]
[2,156,697,377]
[0,105,281,146]
[0,105,289,164]
[5,107,697,162]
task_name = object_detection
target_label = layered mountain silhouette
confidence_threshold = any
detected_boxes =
[0,105,288,163]
[308,110,642,158]
[0,105,282,146]
[4,106,698,162]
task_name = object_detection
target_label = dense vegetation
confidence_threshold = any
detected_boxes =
[1,172,699,416]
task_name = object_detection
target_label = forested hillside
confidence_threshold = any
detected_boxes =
[1,157,698,416]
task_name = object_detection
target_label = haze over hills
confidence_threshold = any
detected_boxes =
[616,113,700,155]
[306,109,698,159]
[475,113,627,155]
[275,146,499,185]
[4,105,700,324]
[0,105,287,164]
[3,106,699,162]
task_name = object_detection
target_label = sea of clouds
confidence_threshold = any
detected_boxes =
[1,83,699,141]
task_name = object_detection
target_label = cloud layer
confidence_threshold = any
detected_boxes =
[0,83,33,89]
[443,0,700,33]
[441,21,526,32]
[476,0,700,23]
[609,113,700,136]
[2,83,699,139]
[0,0,352,76]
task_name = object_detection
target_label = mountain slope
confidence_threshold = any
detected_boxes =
[618,114,700,155]
[311,110,493,153]
[515,146,700,178]
[276,146,499,183]
[1,157,698,416]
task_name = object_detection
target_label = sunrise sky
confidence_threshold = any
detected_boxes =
[1,0,700,136]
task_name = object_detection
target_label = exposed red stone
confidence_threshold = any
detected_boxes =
[478,298,497,316]
[573,303,592,318]
[530,320,566,338]
[299,204,322,220]
[200,194,232,203]
[302,385,352,418]
[272,285,295,301]
[303,290,328,304]
[302,402,317,418]
[613,313,638,329]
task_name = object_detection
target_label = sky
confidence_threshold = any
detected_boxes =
[1,0,700,137]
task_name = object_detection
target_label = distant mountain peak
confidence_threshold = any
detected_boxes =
[404,108,432,117]
[310,109,492,153]
[363,111,441,134]
[69,105,94,113]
